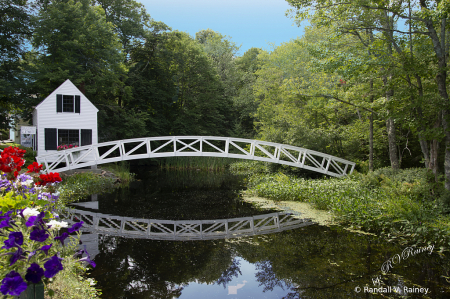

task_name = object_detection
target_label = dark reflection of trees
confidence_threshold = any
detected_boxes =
[89,223,450,299]
[234,225,450,299]
[77,170,278,220]
[255,260,288,292]
[216,258,242,288]
[91,236,240,299]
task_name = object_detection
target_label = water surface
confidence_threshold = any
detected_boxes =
[72,169,450,298]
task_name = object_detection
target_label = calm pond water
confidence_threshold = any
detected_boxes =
[71,169,450,299]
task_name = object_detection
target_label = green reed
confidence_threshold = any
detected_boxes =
[157,156,234,171]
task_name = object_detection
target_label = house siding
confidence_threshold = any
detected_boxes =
[35,80,98,158]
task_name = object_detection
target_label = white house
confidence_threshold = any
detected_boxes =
[33,79,98,157]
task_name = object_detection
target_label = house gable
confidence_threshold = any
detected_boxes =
[35,79,99,113]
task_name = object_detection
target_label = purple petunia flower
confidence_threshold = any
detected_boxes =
[78,245,96,268]
[25,263,45,284]
[28,250,37,261]
[2,231,23,249]
[0,211,13,229]
[0,271,27,296]
[17,173,33,182]
[54,232,69,246]
[0,218,12,229]
[8,247,25,266]
[25,212,46,228]
[0,211,13,218]
[44,255,64,278]
[39,244,53,255]
[0,179,12,192]
[30,228,49,242]
[37,192,59,201]
[68,221,84,233]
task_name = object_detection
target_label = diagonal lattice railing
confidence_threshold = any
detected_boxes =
[61,209,314,240]
[36,136,355,177]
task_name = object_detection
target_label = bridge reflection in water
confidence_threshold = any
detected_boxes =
[62,208,314,241]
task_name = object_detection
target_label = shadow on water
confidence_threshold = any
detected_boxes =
[73,169,450,299]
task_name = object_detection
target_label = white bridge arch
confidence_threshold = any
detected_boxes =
[36,136,355,177]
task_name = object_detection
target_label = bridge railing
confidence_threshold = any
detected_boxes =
[36,136,356,177]
[61,209,314,240]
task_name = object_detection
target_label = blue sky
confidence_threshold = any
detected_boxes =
[140,0,306,55]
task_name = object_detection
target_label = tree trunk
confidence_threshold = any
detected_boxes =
[386,117,399,169]
[422,17,450,189]
[369,80,374,172]
[369,111,374,172]
[429,139,439,182]
[382,73,399,169]
[442,110,450,190]
[414,75,431,169]
[382,12,399,170]
[418,135,430,168]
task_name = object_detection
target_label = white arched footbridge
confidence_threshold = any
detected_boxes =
[36,136,355,177]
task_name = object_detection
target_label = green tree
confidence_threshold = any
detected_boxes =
[0,0,32,130]
[234,47,263,138]
[94,0,152,58]
[128,30,234,136]
[286,0,450,187]
[195,29,240,100]
[28,0,126,108]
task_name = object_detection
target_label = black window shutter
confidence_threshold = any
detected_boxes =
[81,129,92,146]
[75,95,80,113]
[56,95,62,112]
[45,128,57,150]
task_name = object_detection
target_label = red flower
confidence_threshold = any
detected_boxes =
[27,162,43,174]
[37,172,62,186]
[0,147,26,178]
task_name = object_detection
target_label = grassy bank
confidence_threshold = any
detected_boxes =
[99,161,135,183]
[57,162,135,205]
[57,172,116,205]
[231,161,450,249]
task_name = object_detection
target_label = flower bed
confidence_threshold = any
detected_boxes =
[0,147,94,298]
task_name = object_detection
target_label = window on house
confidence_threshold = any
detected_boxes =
[63,95,74,112]
[57,94,80,113]
[45,128,92,150]
[58,129,79,146]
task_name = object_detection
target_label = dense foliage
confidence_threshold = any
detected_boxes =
[231,161,450,248]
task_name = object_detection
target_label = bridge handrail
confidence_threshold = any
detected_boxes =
[36,136,356,177]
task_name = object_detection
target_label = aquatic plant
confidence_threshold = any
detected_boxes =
[158,156,233,171]
[243,167,450,249]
